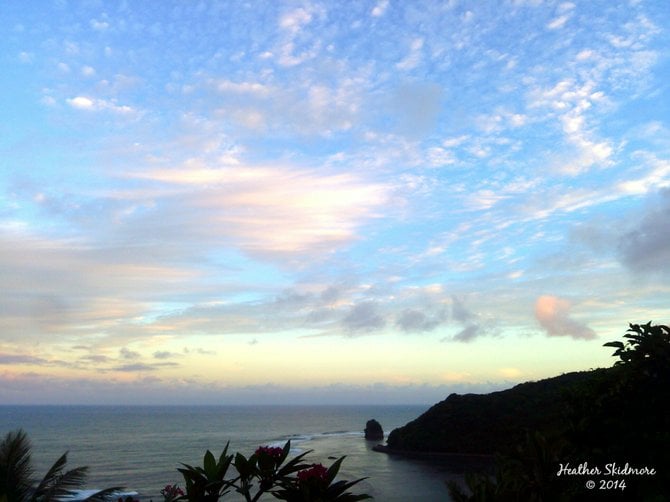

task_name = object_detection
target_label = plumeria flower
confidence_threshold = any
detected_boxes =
[297,463,329,483]
[255,445,284,458]
[160,483,185,501]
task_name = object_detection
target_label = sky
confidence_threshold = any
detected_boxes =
[0,0,669,405]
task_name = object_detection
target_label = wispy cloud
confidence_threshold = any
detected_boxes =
[127,164,390,256]
[1,0,668,403]
[66,96,137,115]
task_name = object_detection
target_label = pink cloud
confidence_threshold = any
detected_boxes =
[534,295,596,340]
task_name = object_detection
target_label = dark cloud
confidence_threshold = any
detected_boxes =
[0,353,76,368]
[114,362,179,372]
[0,354,48,365]
[153,351,176,359]
[396,308,446,332]
[453,324,481,342]
[342,302,385,332]
[120,347,141,360]
[320,286,341,304]
[440,324,485,343]
[114,363,156,372]
[618,188,670,273]
[272,289,314,309]
[451,296,474,323]
[80,354,111,363]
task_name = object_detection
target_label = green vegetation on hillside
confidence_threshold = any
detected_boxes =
[387,369,613,455]
[387,322,669,500]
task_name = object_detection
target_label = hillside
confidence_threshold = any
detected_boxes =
[386,368,615,455]
[386,322,670,500]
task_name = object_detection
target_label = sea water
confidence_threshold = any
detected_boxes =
[0,405,463,501]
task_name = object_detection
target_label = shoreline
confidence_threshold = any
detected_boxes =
[372,444,495,472]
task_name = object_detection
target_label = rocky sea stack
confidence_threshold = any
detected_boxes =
[364,419,384,440]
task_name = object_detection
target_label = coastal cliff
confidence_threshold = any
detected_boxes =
[386,368,615,455]
[385,322,670,500]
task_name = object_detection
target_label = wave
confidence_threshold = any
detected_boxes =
[268,430,365,454]
[61,490,139,501]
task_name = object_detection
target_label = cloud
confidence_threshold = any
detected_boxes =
[66,96,136,115]
[113,363,157,372]
[215,80,271,97]
[90,18,109,31]
[615,154,670,196]
[371,0,390,17]
[439,297,494,343]
[342,302,385,333]
[534,295,596,340]
[212,74,365,136]
[396,308,446,332]
[2,0,668,404]
[451,296,474,323]
[0,354,48,365]
[80,354,111,364]
[81,65,96,77]
[527,80,613,175]
[396,38,424,71]
[546,14,570,30]
[276,5,324,67]
[0,372,509,405]
[279,7,313,35]
[113,362,179,372]
[452,324,481,342]
[120,347,141,360]
[68,96,94,109]
[0,226,195,344]
[128,165,390,257]
[618,188,670,273]
[0,352,76,369]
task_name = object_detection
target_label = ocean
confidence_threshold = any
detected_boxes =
[0,405,464,501]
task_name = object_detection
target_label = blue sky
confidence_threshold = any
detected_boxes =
[1,0,669,405]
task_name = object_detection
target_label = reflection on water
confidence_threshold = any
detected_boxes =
[0,405,492,501]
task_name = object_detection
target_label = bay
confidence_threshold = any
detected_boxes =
[0,405,462,501]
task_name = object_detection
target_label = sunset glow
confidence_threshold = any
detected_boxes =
[1,0,668,404]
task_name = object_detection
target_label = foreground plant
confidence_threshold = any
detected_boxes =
[447,321,670,501]
[160,484,184,502]
[177,443,235,501]
[0,429,121,502]
[175,441,371,501]
[273,457,371,502]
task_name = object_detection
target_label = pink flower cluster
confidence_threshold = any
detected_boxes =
[255,446,284,458]
[297,463,328,483]
[160,484,185,500]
